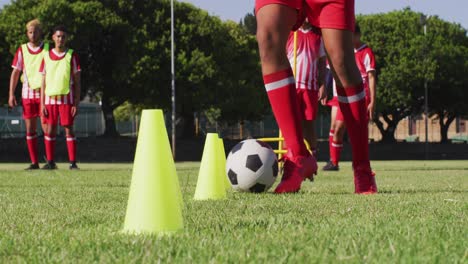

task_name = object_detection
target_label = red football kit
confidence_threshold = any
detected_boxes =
[11,43,45,119]
[256,0,355,31]
[40,48,81,163]
[328,44,376,170]
[257,0,376,193]
[11,43,46,164]
[39,48,81,127]
[286,28,326,121]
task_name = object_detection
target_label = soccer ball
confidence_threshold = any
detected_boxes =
[226,139,278,193]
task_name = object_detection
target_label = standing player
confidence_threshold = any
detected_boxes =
[256,0,377,193]
[323,24,376,171]
[286,20,327,157]
[8,19,48,170]
[40,26,81,170]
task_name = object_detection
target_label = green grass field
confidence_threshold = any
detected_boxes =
[0,161,467,263]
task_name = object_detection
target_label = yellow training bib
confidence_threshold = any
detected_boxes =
[44,49,73,96]
[21,43,48,90]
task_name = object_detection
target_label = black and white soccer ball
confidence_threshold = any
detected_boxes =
[226,139,278,193]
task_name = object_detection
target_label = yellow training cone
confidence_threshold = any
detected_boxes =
[194,133,226,200]
[218,137,231,190]
[123,109,183,235]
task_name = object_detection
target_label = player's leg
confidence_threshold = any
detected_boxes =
[256,2,317,193]
[323,106,340,171]
[322,29,376,193]
[329,106,337,161]
[24,117,40,169]
[23,101,40,169]
[64,126,78,170]
[325,106,344,171]
[301,89,319,156]
[256,4,308,157]
[60,104,78,169]
[43,105,58,169]
[332,118,345,167]
[308,0,376,193]
[40,119,48,137]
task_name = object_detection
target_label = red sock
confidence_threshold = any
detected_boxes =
[336,84,376,192]
[336,84,370,169]
[66,136,77,162]
[331,140,343,166]
[44,134,56,162]
[26,132,38,164]
[263,68,308,156]
[328,129,334,162]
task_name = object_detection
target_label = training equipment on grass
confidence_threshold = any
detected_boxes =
[218,136,231,191]
[123,109,183,235]
[226,139,278,193]
[194,133,227,200]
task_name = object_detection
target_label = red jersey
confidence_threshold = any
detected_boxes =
[354,44,376,97]
[286,28,326,91]
[39,48,81,105]
[11,43,45,100]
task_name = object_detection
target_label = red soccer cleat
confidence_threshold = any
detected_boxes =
[354,165,378,194]
[274,153,317,194]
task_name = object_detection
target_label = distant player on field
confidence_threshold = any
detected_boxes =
[286,20,327,157]
[323,24,376,171]
[256,0,377,193]
[9,19,48,170]
[40,25,81,170]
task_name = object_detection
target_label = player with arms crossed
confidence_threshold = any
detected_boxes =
[256,0,377,193]
[9,19,48,170]
[286,20,327,158]
[323,24,376,171]
[40,26,81,170]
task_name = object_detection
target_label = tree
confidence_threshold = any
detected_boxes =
[358,9,435,142]
[0,0,269,139]
[240,10,256,35]
[0,26,8,100]
[423,18,468,142]
[102,0,267,137]
[214,21,268,124]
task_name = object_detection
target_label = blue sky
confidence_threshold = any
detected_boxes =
[1,0,466,28]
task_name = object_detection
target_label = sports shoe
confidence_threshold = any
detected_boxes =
[42,161,58,170]
[25,163,40,170]
[274,152,317,194]
[322,161,339,171]
[354,165,377,194]
[69,162,79,170]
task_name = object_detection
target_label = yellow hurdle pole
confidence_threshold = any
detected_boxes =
[258,137,284,142]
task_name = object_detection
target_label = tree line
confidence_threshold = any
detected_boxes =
[0,0,268,137]
[1,2,467,142]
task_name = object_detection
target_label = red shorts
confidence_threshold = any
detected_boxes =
[328,96,370,122]
[22,99,41,119]
[297,89,318,121]
[255,0,355,31]
[43,104,75,126]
